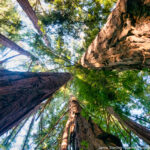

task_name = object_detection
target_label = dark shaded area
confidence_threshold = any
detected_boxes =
[0,69,71,136]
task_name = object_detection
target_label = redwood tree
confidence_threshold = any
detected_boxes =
[81,0,150,70]
[107,107,150,145]
[0,69,71,135]
[0,0,150,148]
[0,33,35,59]
[17,0,50,47]
[61,96,123,150]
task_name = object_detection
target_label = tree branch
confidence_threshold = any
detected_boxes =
[0,33,37,59]
[0,54,20,65]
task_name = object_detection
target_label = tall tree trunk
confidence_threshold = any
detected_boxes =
[17,0,50,47]
[0,33,36,59]
[22,114,35,150]
[80,0,150,71]
[0,69,71,136]
[107,107,150,145]
[61,96,123,150]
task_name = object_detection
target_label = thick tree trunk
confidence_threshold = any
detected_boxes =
[107,107,150,145]
[61,96,123,150]
[17,0,50,47]
[0,34,35,59]
[0,69,71,136]
[81,0,150,70]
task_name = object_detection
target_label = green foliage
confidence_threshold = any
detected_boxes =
[32,91,70,150]
[0,0,21,38]
[70,67,150,146]
[72,68,147,108]
[0,144,6,150]
[36,0,117,49]
[0,0,150,149]
[81,140,89,150]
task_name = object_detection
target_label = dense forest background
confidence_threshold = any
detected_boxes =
[0,0,150,149]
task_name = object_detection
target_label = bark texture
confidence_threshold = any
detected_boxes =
[0,69,71,136]
[61,96,123,150]
[0,33,35,59]
[107,107,150,145]
[17,0,50,47]
[81,0,150,70]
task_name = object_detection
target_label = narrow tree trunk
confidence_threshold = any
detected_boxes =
[80,0,150,71]
[61,96,123,150]
[0,34,36,59]
[22,114,35,150]
[17,0,50,47]
[107,107,150,145]
[0,54,20,65]
[0,69,71,136]
[61,119,72,150]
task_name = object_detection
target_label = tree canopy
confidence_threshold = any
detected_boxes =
[0,0,150,149]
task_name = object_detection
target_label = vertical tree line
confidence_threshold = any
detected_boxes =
[61,96,123,150]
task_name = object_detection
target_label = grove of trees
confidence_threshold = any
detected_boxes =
[0,0,150,149]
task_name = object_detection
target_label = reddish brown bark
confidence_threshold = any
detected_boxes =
[81,0,150,70]
[17,0,50,47]
[0,33,36,59]
[61,119,71,150]
[61,97,123,150]
[107,107,150,145]
[0,69,71,136]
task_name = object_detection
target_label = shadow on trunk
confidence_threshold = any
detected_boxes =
[81,0,150,71]
[0,69,71,136]
[61,96,123,150]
